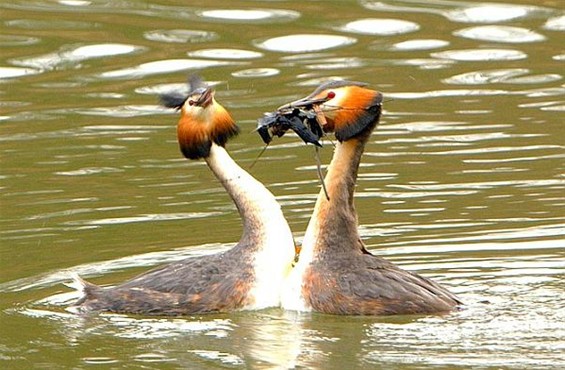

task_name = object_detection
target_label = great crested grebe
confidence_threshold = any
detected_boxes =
[262,80,462,315]
[70,76,296,315]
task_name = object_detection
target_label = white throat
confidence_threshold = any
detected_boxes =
[205,144,295,309]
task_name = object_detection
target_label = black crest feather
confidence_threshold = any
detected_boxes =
[159,74,208,110]
[160,93,187,110]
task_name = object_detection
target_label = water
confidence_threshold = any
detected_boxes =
[1,0,564,368]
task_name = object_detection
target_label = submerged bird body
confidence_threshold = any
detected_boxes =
[72,77,295,315]
[277,81,462,315]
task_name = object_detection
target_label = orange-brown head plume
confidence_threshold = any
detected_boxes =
[284,80,383,142]
[161,75,239,160]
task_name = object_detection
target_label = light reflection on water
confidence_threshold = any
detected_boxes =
[1,0,564,368]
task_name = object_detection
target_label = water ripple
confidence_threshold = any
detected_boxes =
[432,49,527,61]
[390,39,449,51]
[231,68,279,78]
[387,89,509,99]
[454,26,545,43]
[82,357,119,365]
[22,311,236,340]
[360,1,549,24]
[11,43,143,71]
[188,48,263,59]
[135,81,221,96]
[143,29,218,43]
[378,223,565,252]
[107,316,234,340]
[197,9,300,22]
[0,243,228,292]
[99,59,239,79]
[65,212,223,226]
[443,4,540,23]
[393,58,455,69]
[0,66,41,79]
[70,105,166,118]
[430,145,563,156]
[0,122,169,142]
[188,350,244,366]
[254,34,356,53]
[543,15,565,31]
[55,167,123,176]
[0,34,40,46]
[357,190,477,199]
[388,179,565,191]
[377,121,511,133]
[134,353,176,364]
[442,68,562,85]
[303,57,367,70]
[6,18,95,29]
[339,18,419,35]
[58,0,90,5]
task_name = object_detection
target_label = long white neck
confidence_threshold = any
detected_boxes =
[205,144,292,248]
[299,138,364,263]
[281,139,364,311]
[205,143,295,308]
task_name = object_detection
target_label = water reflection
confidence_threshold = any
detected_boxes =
[65,212,223,226]
[188,48,263,59]
[255,34,356,53]
[6,18,95,29]
[11,43,142,71]
[0,244,228,292]
[143,29,218,43]
[232,68,280,78]
[197,9,300,22]
[454,25,546,43]
[0,34,40,46]
[0,66,40,79]
[361,1,551,24]
[12,263,565,369]
[442,68,562,85]
[543,14,565,31]
[99,59,239,79]
[338,18,420,35]
[443,4,540,23]
[389,39,449,51]
[431,48,528,61]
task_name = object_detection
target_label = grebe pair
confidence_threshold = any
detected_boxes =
[71,77,461,316]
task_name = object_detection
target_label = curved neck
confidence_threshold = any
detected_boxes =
[204,144,290,249]
[301,137,367,258]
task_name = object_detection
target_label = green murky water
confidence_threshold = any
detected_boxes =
[1,0,564,368]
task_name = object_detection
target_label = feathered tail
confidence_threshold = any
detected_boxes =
[65,272,103,312]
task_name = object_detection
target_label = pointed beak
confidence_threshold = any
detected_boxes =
[277,94,332,111]
[196,87,214,107]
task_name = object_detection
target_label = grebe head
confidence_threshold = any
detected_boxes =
[258,80,383,144]
[161,75,239,160]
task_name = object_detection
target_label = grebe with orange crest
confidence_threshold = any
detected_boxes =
[70,76,296,315]
[259,80,462,315]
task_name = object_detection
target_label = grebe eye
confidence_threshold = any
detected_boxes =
[327,91,336,99]
[188,100,195,106]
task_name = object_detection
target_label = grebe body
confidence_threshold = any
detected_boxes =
[276,81,462,315]
[71,76,295,315]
